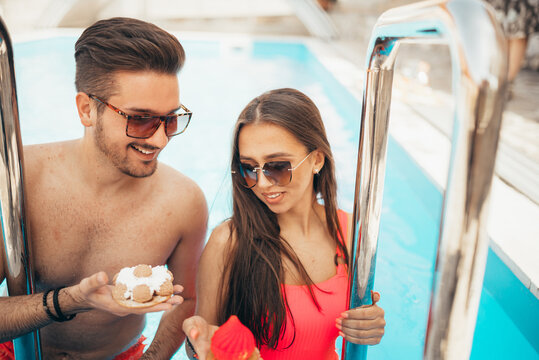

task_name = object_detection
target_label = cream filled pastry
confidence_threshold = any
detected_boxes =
[112,264,174,308]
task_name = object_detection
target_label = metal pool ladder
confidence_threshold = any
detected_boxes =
[344,0,507,359]
[0,17,42,359]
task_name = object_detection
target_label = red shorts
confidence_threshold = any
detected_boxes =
[113,336,147,360]
[0,341,14,360]
[0,336,146,360]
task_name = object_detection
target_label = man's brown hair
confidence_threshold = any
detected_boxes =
[75,17,185,101]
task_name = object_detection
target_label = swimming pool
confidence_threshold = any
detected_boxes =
[4,32,538,359]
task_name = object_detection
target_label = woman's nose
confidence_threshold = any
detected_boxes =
[256,169,274,187]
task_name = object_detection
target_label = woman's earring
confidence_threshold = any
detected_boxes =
[314,169,319,174]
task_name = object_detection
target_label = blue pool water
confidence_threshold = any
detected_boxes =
[4,34,538,359]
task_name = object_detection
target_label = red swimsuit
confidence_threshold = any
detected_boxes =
[260,210,349,360]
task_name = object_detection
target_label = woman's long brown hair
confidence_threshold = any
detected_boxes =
[217,88,349,349]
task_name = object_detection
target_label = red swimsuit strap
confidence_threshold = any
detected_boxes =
[335,210,348,259]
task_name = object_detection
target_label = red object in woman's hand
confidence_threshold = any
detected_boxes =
[209,315,258,360]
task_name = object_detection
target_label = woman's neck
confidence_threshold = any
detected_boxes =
[277,200,325,239]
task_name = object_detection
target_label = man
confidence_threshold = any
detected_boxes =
[0,17,207,359]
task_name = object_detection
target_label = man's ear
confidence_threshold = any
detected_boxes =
[76,92,93,128]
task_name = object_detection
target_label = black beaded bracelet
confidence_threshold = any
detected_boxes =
[42,287,76,322]
[52,286,76,322]
[42,289,59,321]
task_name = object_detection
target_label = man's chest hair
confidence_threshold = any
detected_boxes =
[31,217,176,289]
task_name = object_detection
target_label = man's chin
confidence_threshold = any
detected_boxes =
[121,161,158,178]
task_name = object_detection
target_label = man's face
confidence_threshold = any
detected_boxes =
[93,71,181,178]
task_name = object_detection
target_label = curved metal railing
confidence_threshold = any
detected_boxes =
[0,17,42,359]
[344,0,507,359]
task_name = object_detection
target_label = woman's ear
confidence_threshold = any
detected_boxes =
[312,150,325,174]
[76,92,93,128]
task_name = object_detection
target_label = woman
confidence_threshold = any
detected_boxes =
[484,0,538,96]
[183,88,385,359]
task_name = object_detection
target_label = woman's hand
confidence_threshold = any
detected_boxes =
[68,271,184,316]
[336,291,385,345]
[183,315,218,360]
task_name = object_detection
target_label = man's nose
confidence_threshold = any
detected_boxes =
[145,121,169,148]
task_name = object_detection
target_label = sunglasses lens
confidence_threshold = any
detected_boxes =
[239,163,258,188]
[166,116,178,135]
[165,113,191,137]
[263,161,292,186]
[127,116,161,139]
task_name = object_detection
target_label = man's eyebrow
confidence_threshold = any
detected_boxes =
[125,106,182,115]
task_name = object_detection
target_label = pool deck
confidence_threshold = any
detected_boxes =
[2,0,538,299]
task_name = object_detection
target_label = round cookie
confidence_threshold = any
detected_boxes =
[156,280,173,296]
[132,284,153,303]
[133,264,152,277]
[112,283,128,302]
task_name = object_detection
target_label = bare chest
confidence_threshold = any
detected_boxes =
[26,187,178,289]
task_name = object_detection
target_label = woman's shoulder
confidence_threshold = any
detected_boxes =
[210,220,232,240]
[198,221,235,281]
[205,220,235,255]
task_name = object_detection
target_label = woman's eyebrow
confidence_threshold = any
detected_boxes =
[239,152,293,161]
[266,152,293,159]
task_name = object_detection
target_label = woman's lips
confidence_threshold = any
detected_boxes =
[262,191,284,204]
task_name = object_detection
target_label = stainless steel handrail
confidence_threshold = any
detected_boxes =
[344,0,507,359]
[0,17,42,359]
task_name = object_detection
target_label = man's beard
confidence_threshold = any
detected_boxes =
[94,118,158,178]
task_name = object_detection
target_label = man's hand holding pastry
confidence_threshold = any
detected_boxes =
[67,265,184,317]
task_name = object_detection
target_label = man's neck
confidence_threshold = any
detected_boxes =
[73,137,152,196]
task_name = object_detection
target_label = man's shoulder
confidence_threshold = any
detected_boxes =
[157,163,203,197]
[24,142,55,164]
[157,163,195,185]
[155,163,207,212]
[23,141,74,177]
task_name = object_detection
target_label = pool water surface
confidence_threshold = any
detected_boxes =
[3,34,537,359]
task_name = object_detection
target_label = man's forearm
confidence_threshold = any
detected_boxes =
[0,287,84,342]
[142,298,195,359]
[0,292,52,342]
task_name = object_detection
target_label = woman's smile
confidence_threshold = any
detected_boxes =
[262,191,284,204]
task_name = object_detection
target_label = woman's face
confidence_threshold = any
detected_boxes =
[237,122,323,215]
